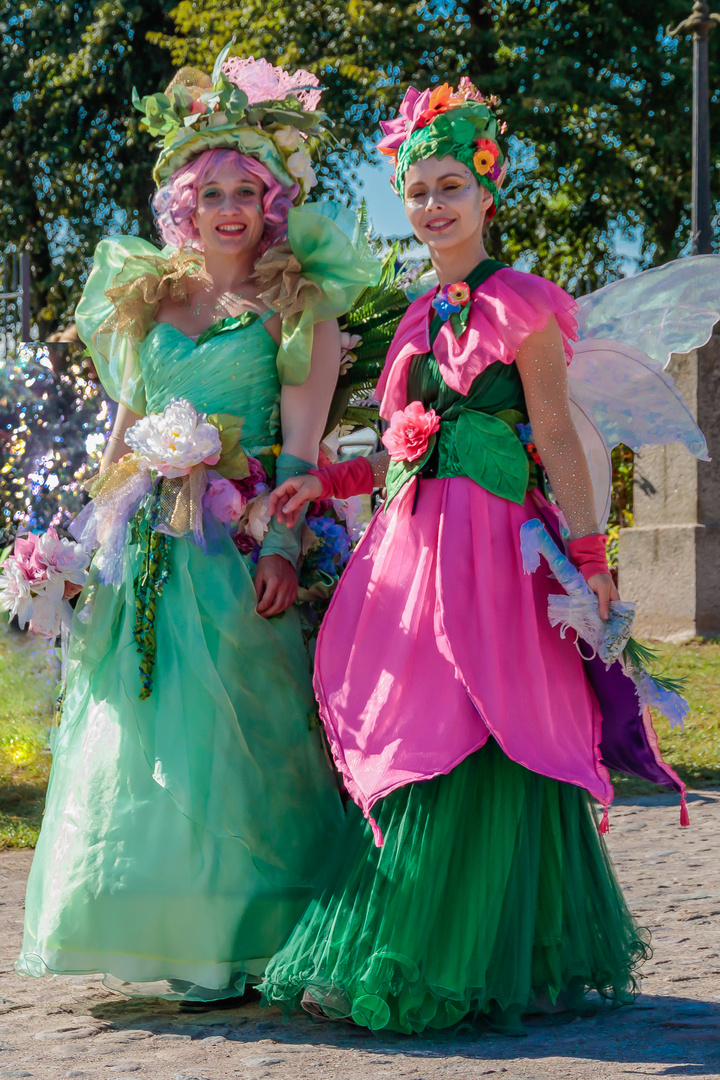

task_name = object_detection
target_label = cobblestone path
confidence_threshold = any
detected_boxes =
[1,792,719,1080]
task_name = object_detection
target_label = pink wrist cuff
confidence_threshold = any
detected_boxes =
[568,534,610,583]
[310,456,375,500]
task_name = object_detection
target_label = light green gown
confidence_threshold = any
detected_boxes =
[17,204,378,1000]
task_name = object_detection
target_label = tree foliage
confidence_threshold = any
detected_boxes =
[0,0,178,338]
[157,0,720,289]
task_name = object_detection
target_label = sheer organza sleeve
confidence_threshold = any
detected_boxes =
[75,237,209,414]
[516,318,599,540]
[256,202,381,387]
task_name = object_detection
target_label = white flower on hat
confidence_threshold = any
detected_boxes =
[125,398,222,479]
[286,150,317,189]
[274,126,302,152]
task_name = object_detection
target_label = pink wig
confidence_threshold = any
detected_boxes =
[152,148,299,255]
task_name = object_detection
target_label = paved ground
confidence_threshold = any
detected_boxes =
[1,792,719,1080]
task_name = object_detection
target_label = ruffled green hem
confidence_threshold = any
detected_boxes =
[261,740,649,1035]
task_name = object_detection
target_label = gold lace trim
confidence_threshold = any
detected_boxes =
[99,250,212,342]
[255,240,322,318]
[97,241,320,346]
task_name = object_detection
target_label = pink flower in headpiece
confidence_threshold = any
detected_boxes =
[377,86,433,158]
[222,56,322,111]
[382,401,440,462]
[456,76,484,102]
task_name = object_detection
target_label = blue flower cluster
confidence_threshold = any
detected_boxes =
[306,516,352,575]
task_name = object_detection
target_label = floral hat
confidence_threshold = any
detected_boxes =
[377,78,506,217]
[134,43,329,202]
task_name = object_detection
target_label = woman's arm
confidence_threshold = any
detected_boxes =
[254,318,342,617]
[100,403,142,474]
[515,315,619,618]
[278,318,342,462]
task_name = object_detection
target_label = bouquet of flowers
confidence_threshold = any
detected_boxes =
[203,456,273,552]
[0,528,90,639]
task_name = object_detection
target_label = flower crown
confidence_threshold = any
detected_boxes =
[133,44,330,201]
[377,78,506,216]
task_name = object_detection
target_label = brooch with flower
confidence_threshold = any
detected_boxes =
[432,281,470,321]
[432,280,472,338]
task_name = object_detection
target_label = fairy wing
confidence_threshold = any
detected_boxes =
[568,337,709,529]
[575,254,720,368]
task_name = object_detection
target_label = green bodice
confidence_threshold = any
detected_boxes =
[386,261,541,507]
[139,317,280,456]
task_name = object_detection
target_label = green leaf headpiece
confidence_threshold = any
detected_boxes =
[378,80,506,216]
[133,45,331,202]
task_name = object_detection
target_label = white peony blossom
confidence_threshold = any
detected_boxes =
[0,559,63,631]
[237,492,272,543]
[274,126,302,152]
[28,590,69,640]
[125,399,222,479]
[0,559,34,627]
[286,151,317,189]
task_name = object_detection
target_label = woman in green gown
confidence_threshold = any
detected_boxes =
[16,53,378,1003]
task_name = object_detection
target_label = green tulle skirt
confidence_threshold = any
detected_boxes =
[261,740,649,1034]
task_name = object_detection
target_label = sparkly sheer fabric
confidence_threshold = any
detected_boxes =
[517,331,599,540]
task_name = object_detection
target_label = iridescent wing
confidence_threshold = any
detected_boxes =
[568,337,709,529]
[575,255,720,367]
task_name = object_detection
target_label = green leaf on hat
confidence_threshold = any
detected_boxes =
[212,41,233,86]
[227,87,249,116]
[451,116,475,143]
[172,84,194,113]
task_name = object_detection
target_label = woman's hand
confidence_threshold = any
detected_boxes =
[268,474,324,527]
[586,572,620,621]
[254,553,298,617]
[63,581,84,600]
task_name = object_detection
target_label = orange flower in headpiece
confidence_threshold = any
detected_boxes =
[473,137,499,176]
[416,83,464,128]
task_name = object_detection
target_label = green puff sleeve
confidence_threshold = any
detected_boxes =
[75,236,206,415]
[275,202,382,386]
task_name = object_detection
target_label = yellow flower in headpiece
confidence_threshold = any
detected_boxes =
[473,137,499,176]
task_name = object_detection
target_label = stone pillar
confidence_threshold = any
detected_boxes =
[618,329,720,641]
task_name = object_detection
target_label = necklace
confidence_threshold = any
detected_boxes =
[186,279,256,319]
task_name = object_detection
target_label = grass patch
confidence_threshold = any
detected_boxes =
[0,624,718,847]
[611,638,720,796]
[0,618,56,848]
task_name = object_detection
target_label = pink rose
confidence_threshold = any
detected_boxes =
[230,456,268,501]
[189,98,208,115]
[203,477,247,523]
[381,401,440,462]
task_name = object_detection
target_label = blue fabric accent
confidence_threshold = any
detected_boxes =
[260,452,315,569]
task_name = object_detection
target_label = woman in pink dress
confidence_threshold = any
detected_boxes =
[260,81,686,1034]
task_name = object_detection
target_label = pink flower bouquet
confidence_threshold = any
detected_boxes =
[0,528,90,638]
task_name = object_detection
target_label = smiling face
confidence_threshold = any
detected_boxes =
[191,159,266,259]
[403,155,495,254]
